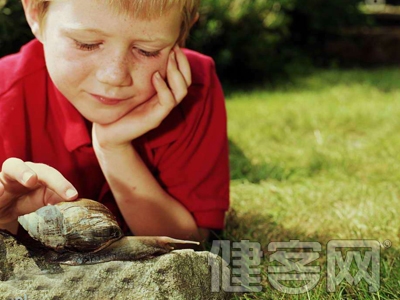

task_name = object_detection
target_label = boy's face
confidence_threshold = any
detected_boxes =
[39,0,181,125]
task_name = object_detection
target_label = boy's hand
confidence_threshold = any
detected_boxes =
[0,158,78,228]
[92,45,191,150]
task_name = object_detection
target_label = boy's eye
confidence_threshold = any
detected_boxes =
[137,48,161,58]
[72,40,161,58]
[74,40,100,51]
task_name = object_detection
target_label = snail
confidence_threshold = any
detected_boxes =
[17,198,199,265]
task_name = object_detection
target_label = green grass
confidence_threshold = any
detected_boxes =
[224,68,400,299]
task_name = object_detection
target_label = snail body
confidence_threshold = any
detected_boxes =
[18,199,198,265]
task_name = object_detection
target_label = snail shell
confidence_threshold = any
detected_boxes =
[17,199,200,265]
[18,199,122,252]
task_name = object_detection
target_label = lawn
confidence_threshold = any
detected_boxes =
[223,68,400,299]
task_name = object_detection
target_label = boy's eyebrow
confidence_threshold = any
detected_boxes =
[61,27,112,37]
[61,27,173,43]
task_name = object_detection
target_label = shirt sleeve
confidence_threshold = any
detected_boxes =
[145,54,230,230]
[0,84,28,166]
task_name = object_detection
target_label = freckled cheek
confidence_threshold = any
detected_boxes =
[47,51,91,87]
[143,55,169,79]
[136,57,169,87]
[158,57,169,78]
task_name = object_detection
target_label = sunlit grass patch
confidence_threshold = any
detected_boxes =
[225,67,400,299]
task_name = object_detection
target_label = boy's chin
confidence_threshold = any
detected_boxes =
[81,113,124,126]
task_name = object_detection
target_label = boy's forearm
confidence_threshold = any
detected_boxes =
[94,144,206,241]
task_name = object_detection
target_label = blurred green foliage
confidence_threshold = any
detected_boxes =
[188,0,293,84]
[0,0,33,57]
[187,0,370,84]
[0,0,370,84]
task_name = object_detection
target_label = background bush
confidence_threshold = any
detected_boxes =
[0,0,32,57]
[187,0,370,84]
[1,0,370,84]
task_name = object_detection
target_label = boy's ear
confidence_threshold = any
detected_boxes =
[21,0,43,41]
[190,12,200,28]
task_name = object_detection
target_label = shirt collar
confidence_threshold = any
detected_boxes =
[49,80,92,152]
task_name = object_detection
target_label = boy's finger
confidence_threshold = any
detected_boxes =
[152,71,177,112]
[1,157,38,187]
[167,51,188,102]
[174,45,192,87]
[0,182,4,196]
[25,162,78,201]
[14,188,67,217]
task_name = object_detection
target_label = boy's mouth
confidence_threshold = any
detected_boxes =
[89,93,130,106]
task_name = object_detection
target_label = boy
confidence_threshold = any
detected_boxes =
[0,0,229,244]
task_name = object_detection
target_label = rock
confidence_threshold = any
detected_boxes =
[0,231,231,300]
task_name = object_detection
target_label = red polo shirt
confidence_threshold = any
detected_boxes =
[0,39,229,232]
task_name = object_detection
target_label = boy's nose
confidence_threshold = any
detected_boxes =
[96,54,132,87]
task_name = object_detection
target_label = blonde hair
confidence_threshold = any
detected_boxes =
[29,0,200,45]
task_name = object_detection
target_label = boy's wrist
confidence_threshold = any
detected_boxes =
[92,123,134,154]
[92,130,133,154]
[93,139,135,164]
